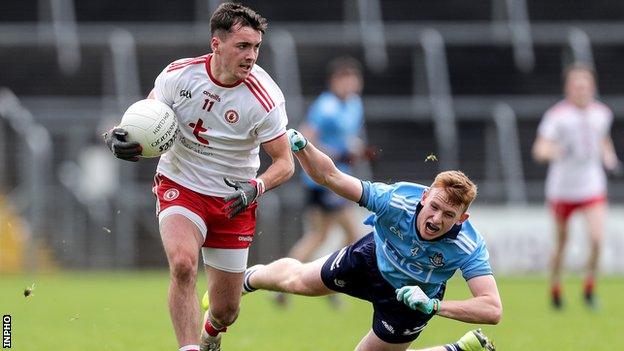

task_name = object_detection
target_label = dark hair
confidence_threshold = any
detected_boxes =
[210,2,268,38]
[327,56,362,81]
[563,62,596,82]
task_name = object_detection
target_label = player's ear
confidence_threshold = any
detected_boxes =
[421,189,429,202]
[211,37,220,53]
[457,212,469,225]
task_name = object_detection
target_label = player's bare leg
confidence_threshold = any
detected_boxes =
[247,256,333,296]
[355,330,410,351]
[581,202,606,307]
[550,215,569,309]
[160,215,204,348]
[200,267,244,351]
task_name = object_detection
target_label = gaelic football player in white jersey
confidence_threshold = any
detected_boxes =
[104,3,294,351]
[532,63,621,309]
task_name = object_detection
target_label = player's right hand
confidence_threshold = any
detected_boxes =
[396,285,440,315]
[103,127,142,162]
[287,129,308,152]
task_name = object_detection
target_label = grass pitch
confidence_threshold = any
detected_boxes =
[1,271,622,350]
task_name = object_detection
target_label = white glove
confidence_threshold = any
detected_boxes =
[396,285,440,314]
[287,128,308,152]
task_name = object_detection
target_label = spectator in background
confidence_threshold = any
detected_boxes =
[276,56,367,307]
[532,63,621,309]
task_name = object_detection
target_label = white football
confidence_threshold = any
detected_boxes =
[119,99,179,158]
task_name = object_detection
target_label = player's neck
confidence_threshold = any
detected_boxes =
[567,97,593,110]
[210,54,238,86]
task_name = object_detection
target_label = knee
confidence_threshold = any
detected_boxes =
[210,303,240,327]
[169,255,197,285]
[282,259,309,293]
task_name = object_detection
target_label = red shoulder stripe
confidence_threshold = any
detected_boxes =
[245,78,273,111]
[244,81,270,112]
[248,73,275,107]
[166,56,208,73]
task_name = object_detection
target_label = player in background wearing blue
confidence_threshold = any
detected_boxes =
[242,130,501,351]
[276,56,366,307]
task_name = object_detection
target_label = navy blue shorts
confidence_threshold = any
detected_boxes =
[306,187,350,212]
[320,233,445,344]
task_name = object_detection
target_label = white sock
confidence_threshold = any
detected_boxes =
[179,345,200,351]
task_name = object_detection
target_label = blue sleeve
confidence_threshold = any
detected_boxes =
[358,181,395,216]
[306,99,326,130]
[460,243,493,281]
[350,97,364,136]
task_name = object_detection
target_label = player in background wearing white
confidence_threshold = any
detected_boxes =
[242,129,500,351]
[532,63,621,309]
[276,56,367,307]
[104,3,294,351]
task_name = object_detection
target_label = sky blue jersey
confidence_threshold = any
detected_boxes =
[303,92,363,188]
[359,181,493,297]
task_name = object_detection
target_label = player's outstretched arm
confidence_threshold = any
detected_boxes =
[436,275,502,325]
[288,129,363,202]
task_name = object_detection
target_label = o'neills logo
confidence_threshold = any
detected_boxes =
[224,109,239,124]
[152,112,170,134]
[163,188,179,201]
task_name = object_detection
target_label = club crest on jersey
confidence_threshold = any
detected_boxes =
[163,188,180,201]
[429,252,445,267]
[224,109,239,124]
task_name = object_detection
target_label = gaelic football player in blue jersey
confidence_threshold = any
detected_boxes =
[242,129,501,351]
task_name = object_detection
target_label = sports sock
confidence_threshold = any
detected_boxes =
[551,283,562,299]
[443,343,462,351]
[243,266,259,293]
[179,345,199,351]
[550,282,563,308]
[204,318,227,337]
[584,276,595,295]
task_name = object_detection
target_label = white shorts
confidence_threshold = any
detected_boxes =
[201,247,249,273]
[158,207,249,273]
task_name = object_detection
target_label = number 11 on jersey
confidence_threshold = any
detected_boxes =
[203,99,215,112]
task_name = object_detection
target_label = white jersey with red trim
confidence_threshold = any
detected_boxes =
[537,100,613,201]
[152,54,288,197]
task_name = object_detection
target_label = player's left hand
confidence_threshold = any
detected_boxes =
[223,178,265,218]
[287,129,308,152]
[396,285,440,314]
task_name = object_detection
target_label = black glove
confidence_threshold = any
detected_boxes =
[223,177,265,218]
[103,127,142,162]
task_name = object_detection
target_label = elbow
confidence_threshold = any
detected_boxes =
[485,303,503,325]
[531,147,544,163]
[285,161,295,180]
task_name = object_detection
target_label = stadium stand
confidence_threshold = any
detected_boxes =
[1,0,622,268]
